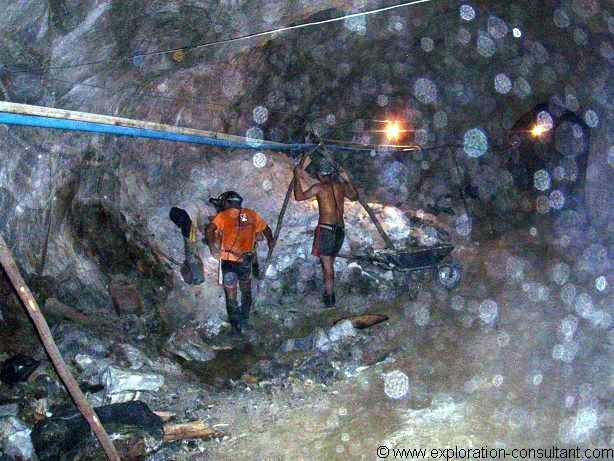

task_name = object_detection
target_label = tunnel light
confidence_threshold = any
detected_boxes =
[382,121,399,141]
[530,123,548,138]
[381,120,409,142]
[370,119,416,148]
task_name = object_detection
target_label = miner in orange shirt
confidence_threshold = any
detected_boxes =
[205,191,274,336]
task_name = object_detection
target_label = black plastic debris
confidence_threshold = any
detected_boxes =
[0,354,40,386]
[79,382,105,393]
[31,401,164,460]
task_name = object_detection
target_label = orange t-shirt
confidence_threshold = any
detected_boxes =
[212,208,267,262]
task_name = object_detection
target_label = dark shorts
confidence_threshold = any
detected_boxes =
[312,224,345,257]
[221,254,253,286]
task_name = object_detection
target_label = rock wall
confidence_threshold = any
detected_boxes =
[0,0,611,330]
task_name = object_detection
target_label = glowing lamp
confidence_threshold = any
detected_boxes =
[530,124,547,138]
[385,121,401,141]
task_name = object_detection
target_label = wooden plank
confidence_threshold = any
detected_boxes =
[163,420,223,442]
[44,297,118,326]
[334,313,389,329]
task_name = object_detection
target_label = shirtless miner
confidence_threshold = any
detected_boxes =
[293,156,358,307]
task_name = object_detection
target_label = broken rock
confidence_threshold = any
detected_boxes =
[327,319,357,342]
[286,320,359,353]
[165,328,216,363]
[74,353,112,385]
[314,320,358,352]
[116,343,151,370]
[0,416,33,460]
[55,324,110,361]
[313,328,332,352]
[0,404,18,418]
[109,275,143,315]
[102,366,164,403]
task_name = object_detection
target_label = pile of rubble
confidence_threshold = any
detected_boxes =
[0,297,394,460]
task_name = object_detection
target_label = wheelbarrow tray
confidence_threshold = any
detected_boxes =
[374,244,454,271]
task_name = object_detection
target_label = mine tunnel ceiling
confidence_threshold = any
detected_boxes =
[2,0,608,153]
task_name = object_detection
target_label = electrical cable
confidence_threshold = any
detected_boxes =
[133,0,437,57]
[4,0,550,96]
[35,0,436,71]
[3,0,546,132]
[0,1,555,155]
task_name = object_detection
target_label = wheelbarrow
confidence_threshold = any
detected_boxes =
[340,243,462,290]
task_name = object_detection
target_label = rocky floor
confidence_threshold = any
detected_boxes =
[1,220,611,460]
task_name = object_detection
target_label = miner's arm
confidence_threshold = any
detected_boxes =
[339,167,359,201]
[255,208,274,253]
[293,167,321,201]
[262,225,275,252]
[204,223,220,258]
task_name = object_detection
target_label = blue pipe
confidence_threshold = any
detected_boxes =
[0,112,312,152]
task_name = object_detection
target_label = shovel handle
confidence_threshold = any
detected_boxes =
[262,147,317,278]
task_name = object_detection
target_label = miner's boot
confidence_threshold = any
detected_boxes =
[239,279,253,333]
[322,292,336,308]
[226,299,243,337]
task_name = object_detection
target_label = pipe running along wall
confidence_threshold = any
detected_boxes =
[0,103,408,153]
[0,112,307,151]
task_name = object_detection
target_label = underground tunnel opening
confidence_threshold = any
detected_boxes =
[0,0,612,459]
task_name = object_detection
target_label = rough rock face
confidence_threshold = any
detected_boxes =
[0,0,611,323]
[0,1,612,459]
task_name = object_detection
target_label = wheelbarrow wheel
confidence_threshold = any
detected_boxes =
[433,263,462,289]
